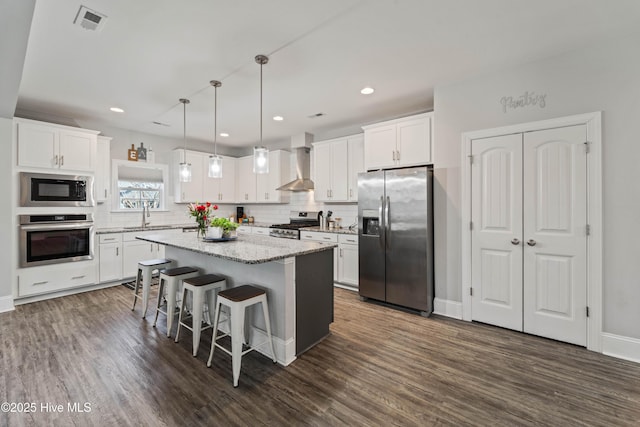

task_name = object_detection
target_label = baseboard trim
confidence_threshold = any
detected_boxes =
[433,298,463,320]
[602,333,640,364]
[217,321,296,367]
[0,295,15,313]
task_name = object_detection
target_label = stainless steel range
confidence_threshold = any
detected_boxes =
[269,211,319,239]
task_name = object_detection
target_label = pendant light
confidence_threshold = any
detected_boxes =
[178,98,192,182]
[208,80,223,178]
[253,54,269,174]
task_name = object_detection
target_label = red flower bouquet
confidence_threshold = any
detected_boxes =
[188,202,218,238]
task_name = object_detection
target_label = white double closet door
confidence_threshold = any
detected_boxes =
[471,125,587,346]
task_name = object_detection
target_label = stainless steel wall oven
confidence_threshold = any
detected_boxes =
[19,214,94,267]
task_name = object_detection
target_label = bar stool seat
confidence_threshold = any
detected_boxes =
[175,274,227,356]
[207,284,277,387]
[131,258,173,318]
[153,266,200,337]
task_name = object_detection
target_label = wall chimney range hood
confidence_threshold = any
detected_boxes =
[277,133,314,192]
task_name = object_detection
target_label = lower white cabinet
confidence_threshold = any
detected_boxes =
[252,226,270,236]
[300,231,338,282]
[337,234,359,287]
[17,261,97,297]
[300,231,359,288]
[98,231,166,283]
[98,237,123,283]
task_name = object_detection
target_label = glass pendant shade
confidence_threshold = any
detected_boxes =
[208,155,223,178]
[253,146,269,174]
[179,162,192,182]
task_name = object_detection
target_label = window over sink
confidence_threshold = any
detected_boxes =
[111,159,168,211]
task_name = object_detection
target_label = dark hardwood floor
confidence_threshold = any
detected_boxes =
[1,285,639,426]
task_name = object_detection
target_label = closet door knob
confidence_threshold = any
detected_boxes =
[511,238,520,245]
[527,239,537,246]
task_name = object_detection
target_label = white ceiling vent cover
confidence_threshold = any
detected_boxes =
[74,6,107,31]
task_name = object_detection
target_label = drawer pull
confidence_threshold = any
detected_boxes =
[72,275,86,280]
[323,237,331,240]
[33,281,48,286]
[103,238,116,241]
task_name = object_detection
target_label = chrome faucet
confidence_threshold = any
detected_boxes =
[141,201,150,228]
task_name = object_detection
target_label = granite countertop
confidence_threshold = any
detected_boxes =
[97,221,274,234]
[300,226,357,235]
[136,232,337,264]
[96,223,195,234]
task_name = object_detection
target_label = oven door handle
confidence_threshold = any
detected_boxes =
[20,223,94,231]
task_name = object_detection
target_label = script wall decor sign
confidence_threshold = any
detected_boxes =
[500,91,547,113]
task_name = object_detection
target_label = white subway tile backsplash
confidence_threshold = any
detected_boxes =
[95,191,357,228]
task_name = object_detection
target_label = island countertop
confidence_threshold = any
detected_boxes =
[136,233,337,265]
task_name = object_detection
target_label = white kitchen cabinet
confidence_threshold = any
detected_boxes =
[251,226,271,236]
[16,118,98,172]
[236,156,257,203]
[98,234,122,282]
[122,233,160,278]
[95,136,112,203]
[363,112,432,170]
[257,150,290,203]
[173,149,237,204]
[237,150,290,204]
[313,138,348,202]
[98,231,167,282]
[173,150,205,203]
[300,231,338,281]
[337,234,359,287]
[313,134,363,203]
[17,261,97,297]
[347,135,364,202]
[203,155,236,203]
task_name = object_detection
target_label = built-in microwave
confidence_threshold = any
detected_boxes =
[20,172,94,207]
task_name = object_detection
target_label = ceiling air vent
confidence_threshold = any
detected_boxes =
[74,6,107,31]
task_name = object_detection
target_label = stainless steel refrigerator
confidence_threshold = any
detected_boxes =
[358,166,434,315]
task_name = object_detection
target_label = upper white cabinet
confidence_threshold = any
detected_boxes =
[16,118,98,172]
[236,156,257,203]
[173,149,237,203]
[362,112,432,170]
[347,135,364,202]
[313,134,363,203]
[95,136,112,203]
[236,150,290,204]
[203,155,236,203]
[257,150,290,203]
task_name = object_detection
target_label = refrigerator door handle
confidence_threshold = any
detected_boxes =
[379,196,385,248]
[385,196,390,249]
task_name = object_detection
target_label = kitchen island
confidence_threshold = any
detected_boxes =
[136,232,337,366]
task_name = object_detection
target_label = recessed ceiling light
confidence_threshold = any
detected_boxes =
[110,107,124,113]
[220,132,229,137]
[273,116,284,121]
[360,87,375,95]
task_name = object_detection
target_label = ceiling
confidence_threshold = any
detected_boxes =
[12,0,640,149]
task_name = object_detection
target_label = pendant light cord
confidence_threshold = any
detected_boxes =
[179,98,190,158]
[214,84,218,156]
[260,60,263,145]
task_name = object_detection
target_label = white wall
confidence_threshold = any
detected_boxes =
[0,118,14,305]
[433,29,640,339]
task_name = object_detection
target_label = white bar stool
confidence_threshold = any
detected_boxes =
[207,284,277,387]
[153,266,200,337]
[175,273,226,356]
[131,258,173,318]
